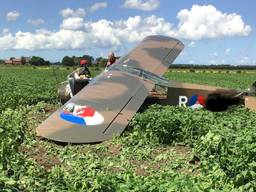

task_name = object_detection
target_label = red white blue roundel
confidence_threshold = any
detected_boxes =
[60,103,104,126]
[188,95,205,109]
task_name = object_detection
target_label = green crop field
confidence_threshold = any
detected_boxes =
[0,66,255,191]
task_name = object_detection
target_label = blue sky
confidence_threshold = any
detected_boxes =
[0,0,255,65]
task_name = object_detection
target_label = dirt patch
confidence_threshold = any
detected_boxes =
[177,166,201,176]
[97,143,123,158]
[172,145,192,159]
[19,145,28,153]
[25,114,48,134]
[129,159,143,166]
[129,160,163,176]
[150,145,192,162]
[135,167,149,176]
[107,166,124,174]
[34,146,61,170]
[107,143,122,156]
[20,144,61,171]
[43,104,58,113]
[150,147,169,158]
[129,145,199,176]
[148,162,163,170]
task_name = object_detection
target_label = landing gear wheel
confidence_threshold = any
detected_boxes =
[57,81,71,104]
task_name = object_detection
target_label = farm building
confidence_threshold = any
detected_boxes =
[4,57,31,65]
[4,60,13,64]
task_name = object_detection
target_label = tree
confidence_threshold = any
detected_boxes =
[29,56,50,66]
[81,55,94,66]
[72,56,81,66]
[29,56,45,66]
[96,57,108,67]
[62,56,75,66]
[45,60,50,66]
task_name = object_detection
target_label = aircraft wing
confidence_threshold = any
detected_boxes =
[115,35,184,76]
[36,35,184,143]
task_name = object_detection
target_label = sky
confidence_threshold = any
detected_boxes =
[0,0,255,65]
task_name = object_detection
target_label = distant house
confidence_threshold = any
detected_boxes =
[12,58,22,65]
[4,60,13,64]
[4,57,31,65]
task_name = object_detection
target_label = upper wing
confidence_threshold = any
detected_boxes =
[115,35,184,76]
[36,35,184,143]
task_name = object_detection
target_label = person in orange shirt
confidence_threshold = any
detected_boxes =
[105,52,116,69]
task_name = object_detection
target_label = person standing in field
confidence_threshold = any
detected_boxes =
[105,52,116,69]
[69,59,91,95]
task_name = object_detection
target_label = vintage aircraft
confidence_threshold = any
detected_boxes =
[36,35,256,143]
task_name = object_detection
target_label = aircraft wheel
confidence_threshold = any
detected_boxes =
[58,81,71,104]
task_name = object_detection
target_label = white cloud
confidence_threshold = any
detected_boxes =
[27,18,45,26]
[225,48,231,55]
[35,29,53,35]
[176,5,251,40]
[61,17,84,30]
[60,8,86,18]
[188,41,195,47]
[6,11,20,21]
[89,19,121,47]
[123,0,159,11]
[0,6,252,52]
[0,14,171,50]
[0,33,16,50]
[90,2,108,12]
[12,30,88,50]
[212,52,218,57]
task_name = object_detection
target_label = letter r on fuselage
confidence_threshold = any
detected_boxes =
[179,96,188,107]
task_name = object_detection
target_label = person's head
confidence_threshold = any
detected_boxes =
[80,59,88,66]
[108,52,115,59]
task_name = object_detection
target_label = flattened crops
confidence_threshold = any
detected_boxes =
[0,66,255,191]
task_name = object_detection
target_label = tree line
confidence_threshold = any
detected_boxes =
[1,55,256,69]
[0,55,109,67]
[61,55,108,68]
[29,55,109,67]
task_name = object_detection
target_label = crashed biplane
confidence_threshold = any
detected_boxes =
[36,35,256,143]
